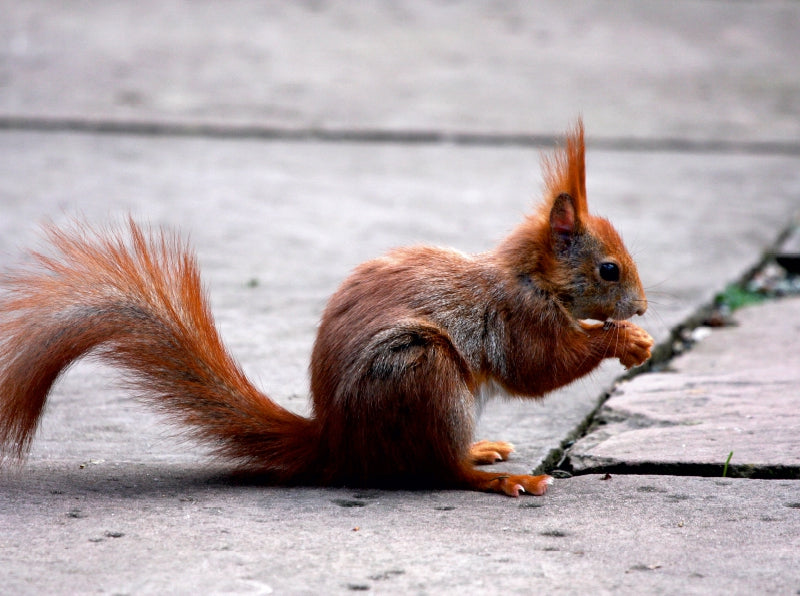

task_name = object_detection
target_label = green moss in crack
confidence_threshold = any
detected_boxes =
[715,284,766,312]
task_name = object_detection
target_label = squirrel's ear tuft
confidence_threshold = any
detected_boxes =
[542,118,587,218]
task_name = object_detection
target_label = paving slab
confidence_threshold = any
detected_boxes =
[1,131,798,594]
[569,297,800,477]
[2,1,800,594]
[2,468,799,594]
[2,1,799,143]
[1,131,798,475]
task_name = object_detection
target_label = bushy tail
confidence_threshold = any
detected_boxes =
[0,219,320,480]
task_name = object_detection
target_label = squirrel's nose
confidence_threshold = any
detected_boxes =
[636,301,648,317]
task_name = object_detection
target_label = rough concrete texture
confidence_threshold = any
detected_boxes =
[2,1,800,594]
[2,0,799,143]
[570,297,800,476]
[2,468,799,595]
[1,133,797,480]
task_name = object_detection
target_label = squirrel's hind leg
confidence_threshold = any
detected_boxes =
[318,319,552,497]
[319,320,477,488]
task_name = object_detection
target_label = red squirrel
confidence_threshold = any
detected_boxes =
[0,120,652,497]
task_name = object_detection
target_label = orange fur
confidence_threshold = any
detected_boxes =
[542,118,587,216]
[0,119,653,497]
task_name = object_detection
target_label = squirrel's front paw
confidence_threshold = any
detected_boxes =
[613,321,654,369]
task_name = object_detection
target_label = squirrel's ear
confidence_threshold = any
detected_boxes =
[550,192,578,248]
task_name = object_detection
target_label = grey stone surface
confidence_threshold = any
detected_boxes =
[570,297,800,476]
[2,1,799,143]
[2,468,799,595]
[2,1,800,594]
[1,132,798,477]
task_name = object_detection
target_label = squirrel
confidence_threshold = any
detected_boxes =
[0,119,653,497]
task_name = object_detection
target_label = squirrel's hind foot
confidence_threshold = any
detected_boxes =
[468,440,515,465]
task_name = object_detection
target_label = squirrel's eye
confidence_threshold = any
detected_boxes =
[599,262,620,282]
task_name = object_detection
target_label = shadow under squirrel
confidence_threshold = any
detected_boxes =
[0,119,653,497]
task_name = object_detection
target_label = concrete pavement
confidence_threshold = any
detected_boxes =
[1,2,799,594]
[569,297,800,479]
[3,0,799,143]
